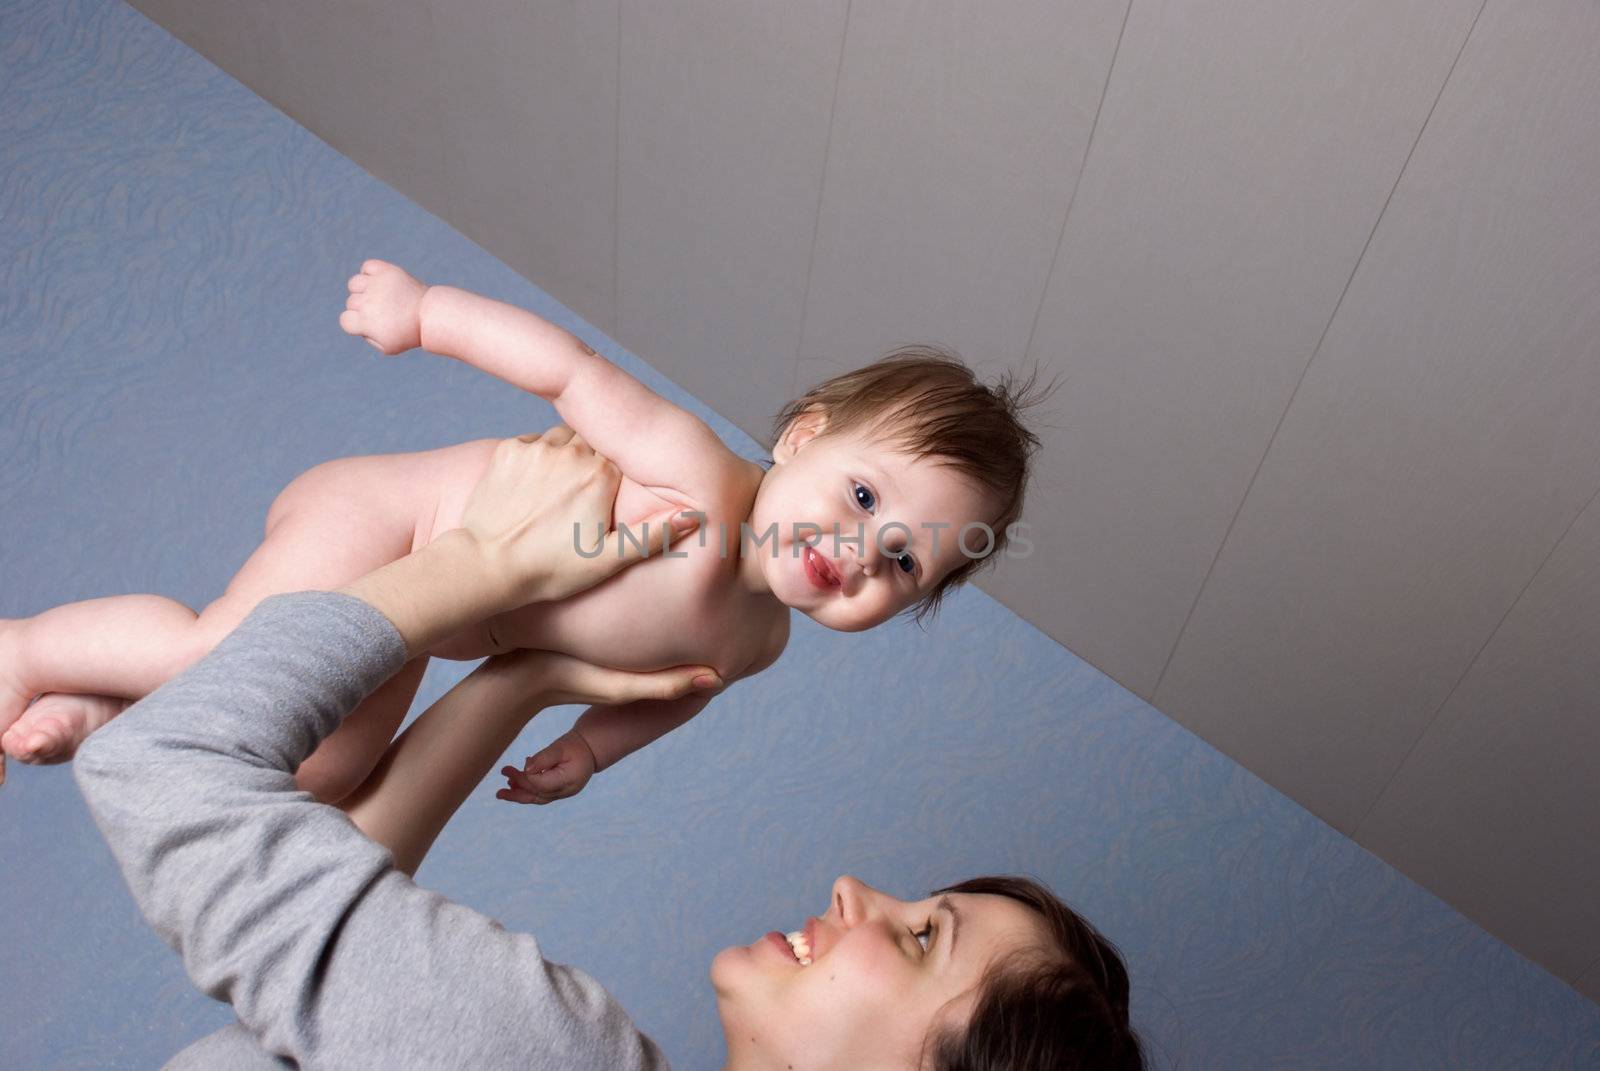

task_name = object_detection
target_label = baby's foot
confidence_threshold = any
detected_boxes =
[0,619,39,784]
[0,692,130,766]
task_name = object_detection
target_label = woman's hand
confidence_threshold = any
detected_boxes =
[338,425,700,657]
[476,646,723,710]
[459,426,700,605]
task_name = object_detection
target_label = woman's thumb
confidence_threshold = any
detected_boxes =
[604,508,702,567]
[688,667,724,694]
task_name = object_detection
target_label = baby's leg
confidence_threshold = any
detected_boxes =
[9,670,426,801]
[0,456,424,795]
[0,596,207,779]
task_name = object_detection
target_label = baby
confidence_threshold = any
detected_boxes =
[0,259,1043,803]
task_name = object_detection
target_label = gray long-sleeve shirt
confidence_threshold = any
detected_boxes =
[73,590,670,1070]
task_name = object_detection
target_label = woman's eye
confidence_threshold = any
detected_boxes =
[915,925,933,952]
[853,483,876,512]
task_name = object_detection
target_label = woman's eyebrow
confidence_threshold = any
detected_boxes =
[939,896,960,965]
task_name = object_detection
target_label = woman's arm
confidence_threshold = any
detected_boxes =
[73,429,707,1068]
[75,594,672,1068]
[338,658,539,876]
[341,649,720,875]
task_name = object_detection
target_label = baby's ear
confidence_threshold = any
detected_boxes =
[773,406,829,462]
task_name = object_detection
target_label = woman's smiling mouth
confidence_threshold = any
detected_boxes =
[784,930,813,965]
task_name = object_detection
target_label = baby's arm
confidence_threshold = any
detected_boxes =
[506,632,786,804]
[340,260,734,498]
[505,693,713,805]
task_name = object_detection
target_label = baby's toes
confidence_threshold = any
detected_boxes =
[12,715,69,762]
[9,694,125,764]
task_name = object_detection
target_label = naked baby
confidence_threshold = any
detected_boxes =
[0,259,1043,803]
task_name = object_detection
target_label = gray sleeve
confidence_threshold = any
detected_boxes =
[75,591,669,1071]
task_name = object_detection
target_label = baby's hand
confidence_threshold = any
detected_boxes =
[339,259,427,355]
[497,729,598,805]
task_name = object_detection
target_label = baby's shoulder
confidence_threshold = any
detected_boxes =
[693,451,767,521]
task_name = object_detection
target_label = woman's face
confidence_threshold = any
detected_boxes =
[711,875,1051,1068]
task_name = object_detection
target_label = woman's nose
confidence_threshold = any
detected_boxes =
[831,874,869,925]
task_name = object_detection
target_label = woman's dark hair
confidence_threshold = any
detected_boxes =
[920,875,1145,1070]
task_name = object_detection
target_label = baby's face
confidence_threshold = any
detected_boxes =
[746,415,995,632]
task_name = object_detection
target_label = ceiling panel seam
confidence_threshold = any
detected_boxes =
[788,0,854,407]
[1149,0,1493,708]
[1350,476,1600,839]
[1020,0,1133,370]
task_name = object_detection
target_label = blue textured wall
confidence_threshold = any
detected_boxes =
[3,2,1598,1067]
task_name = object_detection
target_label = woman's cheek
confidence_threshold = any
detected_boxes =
[827,941,906,994]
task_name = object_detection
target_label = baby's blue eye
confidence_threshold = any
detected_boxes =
[896,552,916,576]
[853,483,876,511]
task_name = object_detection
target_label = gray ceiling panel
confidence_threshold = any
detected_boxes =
[425,0,619,328]
[128,0,286,100]
[130,0,457,223]
[1005,0,1482,700]
[1579,959,1600,1005]
[1154,0,1600,833]
[616,1,846,439]
[1354,488,1600,980]
[792,0,1124,396]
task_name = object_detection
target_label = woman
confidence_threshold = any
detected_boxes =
[74,428,1144,1069]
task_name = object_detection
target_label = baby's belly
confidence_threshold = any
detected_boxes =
[518,590,721,671]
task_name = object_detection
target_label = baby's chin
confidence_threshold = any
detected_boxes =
[801,605,877,634]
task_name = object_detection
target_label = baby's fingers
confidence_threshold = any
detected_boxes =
[498,766,548,805]
[522,745,562,776]
[337,308,382,351]
[517,761,584,803]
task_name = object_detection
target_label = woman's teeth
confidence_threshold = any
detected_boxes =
[785,930,813,966]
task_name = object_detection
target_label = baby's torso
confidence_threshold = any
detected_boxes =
[401,438,784,679]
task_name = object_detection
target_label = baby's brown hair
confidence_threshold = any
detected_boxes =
[771,344,1052,625]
